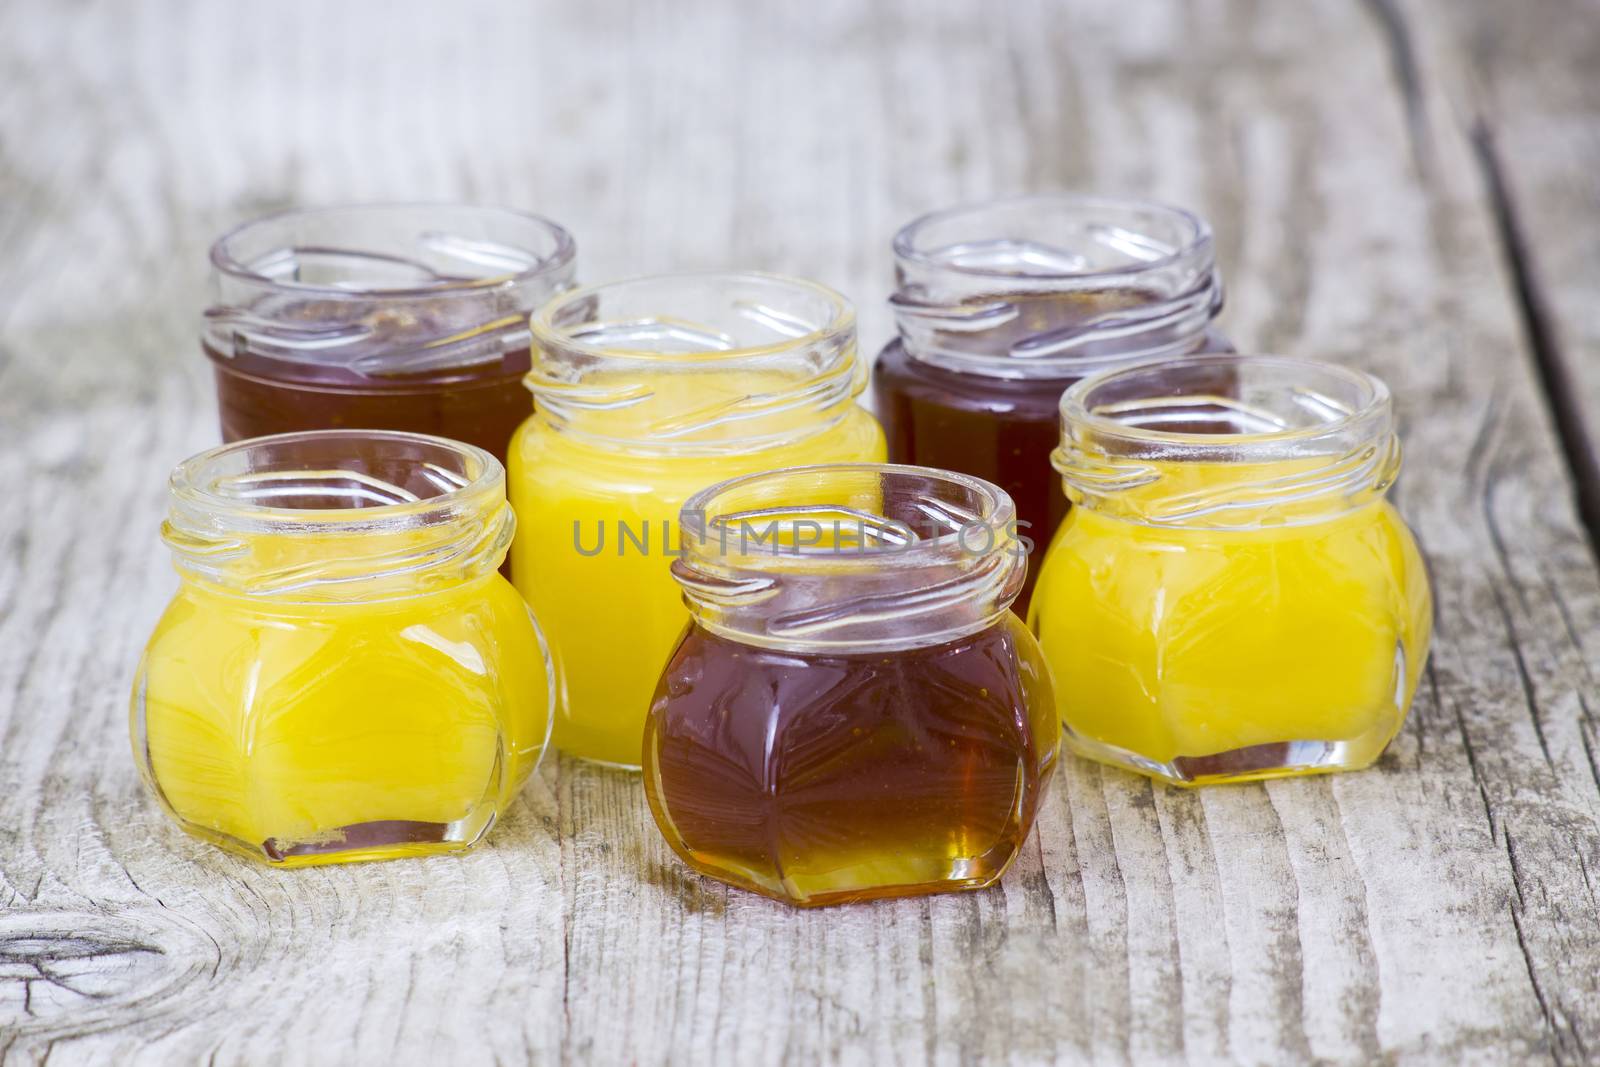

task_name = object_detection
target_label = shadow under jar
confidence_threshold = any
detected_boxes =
[1030,355,1433,786]
[131,430,555,865]
[873,194,1231,614]
[204,204,576,464]
[510,272,885,768]
[644,464,1060,907]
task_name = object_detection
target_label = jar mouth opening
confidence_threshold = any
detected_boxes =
[675,464,1024,650]
[679,463,1015,567]
[1061,355,1392,457]
[209,203,577,300]
[888,195,1222,378]
[893,193,1212,283]
[169,429,504,533]
[530,270,855,366]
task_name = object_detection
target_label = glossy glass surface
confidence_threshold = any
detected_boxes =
[644,464,1059,906]
[509,273,886,767]
[131,431,553,864]
[204,204,576,464]
[646,616,1054,906]
[1031,356,1433,785]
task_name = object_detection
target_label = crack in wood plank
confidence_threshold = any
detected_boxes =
[1470,118,1600,554]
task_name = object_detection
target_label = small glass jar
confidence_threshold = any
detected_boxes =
[131,430,554,865]
[643,463,1056,908]
[204,204,576,464]
[1031,355,1433,786]
[510,271,886,768]
[874,194,1230,613]
[643,463,1060,907]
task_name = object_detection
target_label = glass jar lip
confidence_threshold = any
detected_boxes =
[679,462,1016,568]
[208,202,578,300]
[169,429,504,533]
[530,269,856,365]
[892,192,1213,282]
[1060,353,1393,451]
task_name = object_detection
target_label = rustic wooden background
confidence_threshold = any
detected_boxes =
[2,0,1598,1063]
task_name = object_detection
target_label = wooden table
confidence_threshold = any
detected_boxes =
[2,0,1597,1063]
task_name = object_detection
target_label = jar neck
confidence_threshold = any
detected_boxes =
[671,464,1023,652]
[1053,355,1399,529]
[204,204,576,383]
[890,194,1222,379]
[894,276,1221,379]
[163,431,513,602]
[525,356,867,455]
[1053,441,1400,528]
[525,271,866,455]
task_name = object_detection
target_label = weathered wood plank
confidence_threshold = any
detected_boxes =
[1392,3,1600,1058]
[1420,0,1600,542]
[0,0,1596,1063]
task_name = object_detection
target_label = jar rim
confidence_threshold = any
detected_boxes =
[1060,354,1393,453]
[164,430,516,600]
[209,202,578,300]
[679,462,1016,568]
[530,270,855,365]
[674,463,1024,651]
[169,429,504,533]
[893,192,1213,282]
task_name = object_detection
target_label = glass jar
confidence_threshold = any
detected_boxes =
[873,194,1230,614]
[1031,355,1433,785]
[644,463,1059,907]
[204,204,577,464]
[131,430,554,865]
[510,271,886,768]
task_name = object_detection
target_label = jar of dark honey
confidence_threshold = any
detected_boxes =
[873,194,1230,613]
[203,204,576,464]
[643,463,1060,907]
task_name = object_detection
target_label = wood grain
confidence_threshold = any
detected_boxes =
[0,0,1597,1063]
[1423,0,1600,544]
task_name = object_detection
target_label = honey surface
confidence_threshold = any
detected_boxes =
[134,573,550,863]
[1031,466,1431,780]
[644,614,1058,906]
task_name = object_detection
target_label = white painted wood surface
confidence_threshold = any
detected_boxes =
[1,0,1597,1063]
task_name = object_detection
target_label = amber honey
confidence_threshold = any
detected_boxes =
[645,616,1054,905]
[642,463,1059,907]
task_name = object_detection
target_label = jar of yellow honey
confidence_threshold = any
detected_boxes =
[644,464,1060,906]
[131,430,554,865]
[1031,355,1432,785]
[509,272,886,767]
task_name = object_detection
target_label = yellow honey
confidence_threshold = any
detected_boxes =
[510,273,886,767]
[132,431,552,864]
[1030,355,1432,785]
